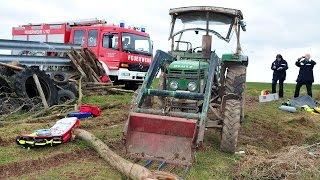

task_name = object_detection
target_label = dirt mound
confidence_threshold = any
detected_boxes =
[0,149,96,178]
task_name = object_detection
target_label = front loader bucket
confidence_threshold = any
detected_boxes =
[126,112,197,166]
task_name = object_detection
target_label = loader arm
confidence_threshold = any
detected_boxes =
[125,50,219,165]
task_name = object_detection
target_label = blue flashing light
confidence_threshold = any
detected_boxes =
[141,27,145,32]
[120,22,125,28]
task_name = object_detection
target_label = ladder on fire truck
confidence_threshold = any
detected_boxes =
[20,18,107,27]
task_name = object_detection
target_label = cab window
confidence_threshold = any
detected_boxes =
[88,29,98,47]
[74,30,85,46]
[103,33,118,50]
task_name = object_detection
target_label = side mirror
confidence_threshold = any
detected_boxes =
[239,20,247,31]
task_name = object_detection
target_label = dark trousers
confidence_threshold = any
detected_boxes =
[272,79,284,97]
[294,82,312,98]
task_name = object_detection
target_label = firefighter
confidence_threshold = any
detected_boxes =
[294,53,316,98]
[271,54,288,98]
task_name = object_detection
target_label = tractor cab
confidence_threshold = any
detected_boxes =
[124,6,248,167]
[166,6,246,94]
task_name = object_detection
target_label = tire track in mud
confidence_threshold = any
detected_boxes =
[0,149,97,178]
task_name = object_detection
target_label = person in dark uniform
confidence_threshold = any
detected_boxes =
[294,53,316,97]
[271,54,288,98]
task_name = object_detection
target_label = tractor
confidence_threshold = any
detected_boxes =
[124,6,248,166]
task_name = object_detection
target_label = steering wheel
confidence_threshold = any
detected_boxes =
[192,46,202,53]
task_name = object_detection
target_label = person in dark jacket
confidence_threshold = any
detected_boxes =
[294,53,316,97]
[271,54,288,98]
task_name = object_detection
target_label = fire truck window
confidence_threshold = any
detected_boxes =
[112,35,118,49]
[29,35,46,42]
[74,30,85,46]
[121,32,152,55]
[47,34,64,43]
[88,30,98,47]
[103,33,118,50]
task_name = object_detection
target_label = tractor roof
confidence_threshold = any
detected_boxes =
[169,6,243,21]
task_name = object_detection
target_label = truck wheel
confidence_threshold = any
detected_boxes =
[225,64,247,122]
[220,99,241,153]
[58,89,76,104]
[13,68,58,106]
[50,71,68,85]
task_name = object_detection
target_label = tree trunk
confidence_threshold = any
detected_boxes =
[74,129,179,180]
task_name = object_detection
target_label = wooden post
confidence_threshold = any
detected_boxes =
[77,76,83,110]
[74,129,179,180]
[0,62,24,71]
[32,73,49,109]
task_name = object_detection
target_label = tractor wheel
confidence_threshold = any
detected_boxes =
[225,64,247,122]
[225,64,246,95]
[130,87,152,110]
[220,99,241,153]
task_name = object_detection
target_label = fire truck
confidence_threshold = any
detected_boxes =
[11,18,153,89]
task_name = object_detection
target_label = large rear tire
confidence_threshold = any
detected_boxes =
[225,64,247,122]
[220,99,241,153]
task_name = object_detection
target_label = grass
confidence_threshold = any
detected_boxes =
[246,82,320,98]
[10,157,122,180]
[1,83,320,179]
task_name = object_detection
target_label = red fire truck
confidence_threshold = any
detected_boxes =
[11,18,153,89]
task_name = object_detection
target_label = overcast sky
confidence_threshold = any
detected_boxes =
[0,0,319,84]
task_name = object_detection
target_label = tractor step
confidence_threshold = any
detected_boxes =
[126,112,197,166]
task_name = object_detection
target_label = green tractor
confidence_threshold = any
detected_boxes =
[124,6,248,166]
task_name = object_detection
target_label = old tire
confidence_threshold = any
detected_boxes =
[225,64,247,122]
[58,89,76,104]
[13,68,58,106]
[50,71,68,85]
[0,98,21,115]
[220,99,241,153]
[0,75,12,96]
[61,82,78,97]
[0,66,15,76]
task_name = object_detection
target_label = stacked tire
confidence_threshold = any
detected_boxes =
[50,71,77,104]
[13,68,58,106]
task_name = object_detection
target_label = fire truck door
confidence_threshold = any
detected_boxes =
[99,32,120,70]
